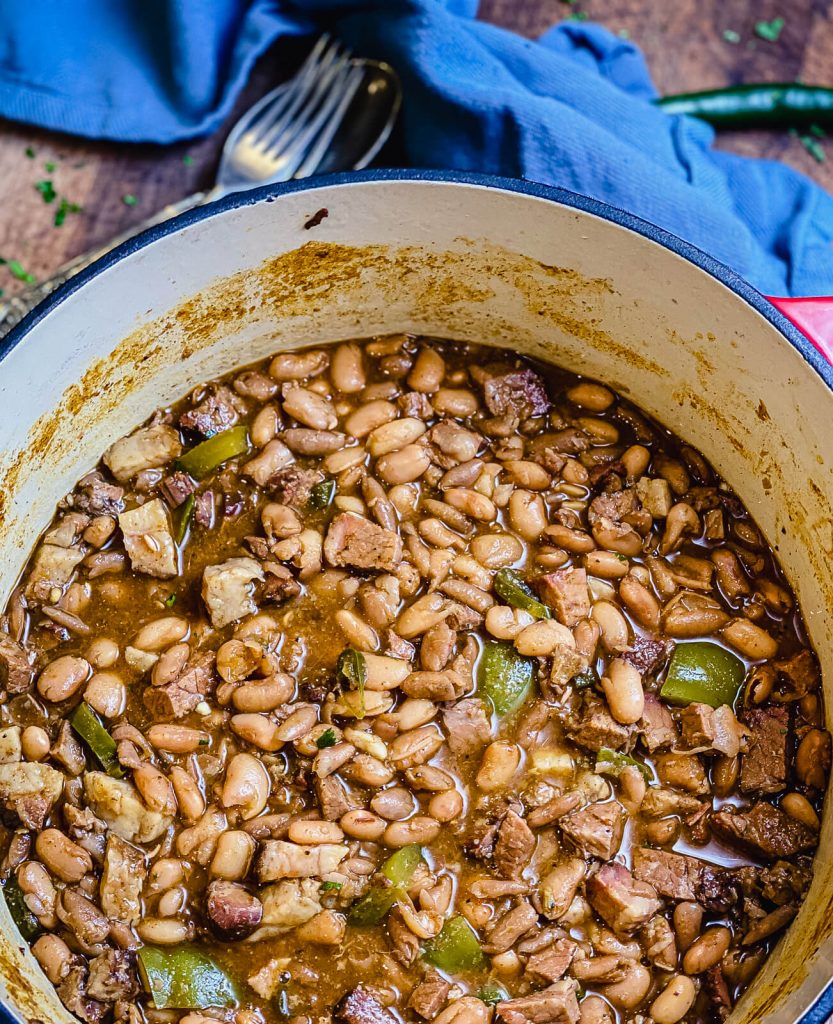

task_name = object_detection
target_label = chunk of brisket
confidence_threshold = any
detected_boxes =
[335,987,398,1024]
[711,802,817,861]
[483,369,550,419]
[586,863,661,934]
[739,705,788,794]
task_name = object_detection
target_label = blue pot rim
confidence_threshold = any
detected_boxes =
[0,168,831,1024]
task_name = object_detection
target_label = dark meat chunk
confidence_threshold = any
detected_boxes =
[638,693,678,752]
[179,384,243,436]
[194,490,216,528]
[566,693,634,753]
[623,636,673,677]
[494,810,535,879]
[68,472,125,515]
[760,859,813,905]
[483,900,539,953]
[324,512,402,572]
[258,564,302,606]
[58,966,106,1024]
[774,649,819,699]
[704,966,732,1022]
[711,803,817,861]
[269,466,323,507]
[0,634,33,694]
[527,429,589,467]
[408,972,450,1019]
[586,863,661,934]
[335,986,398,1024]
[632,848,737,910]
[483,369,550,419]
[496,980,580,1024]
[526,937,577,983]
[442,698,492,756]
[559,801,624,860]
[680,702,746,758]
[587,490,638,526]
[159,471,196,508]
[399,392,434,420]
[206,880,263,939]
[144,652,215,719]
[316,775,358,821]
[51,721,86,776]
[739,706,788,794]
[536,568,589,628]
[86,949,138,1002]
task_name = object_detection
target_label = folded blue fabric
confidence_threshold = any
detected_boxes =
[0,0,831,296]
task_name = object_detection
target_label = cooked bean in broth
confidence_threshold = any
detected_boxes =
[0,335,827,1024]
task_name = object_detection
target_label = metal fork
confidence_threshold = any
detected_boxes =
[0,34,393,336]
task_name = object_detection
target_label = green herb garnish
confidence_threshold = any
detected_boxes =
[35,180,56,204]
[24,147,35,159]
[316,728,337,749]
[122,193,138,207]
[54,198,81,227]
[754,17,784,42]
[183,154,194,166]
[7,260,35,283]
[337,648,367,719]
[722,29,741,44]
[319,881,342,893]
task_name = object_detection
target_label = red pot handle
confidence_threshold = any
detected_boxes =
[767,296,833,365]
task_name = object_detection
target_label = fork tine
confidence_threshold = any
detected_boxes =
[290,63,367,179]
[248,36,343,148]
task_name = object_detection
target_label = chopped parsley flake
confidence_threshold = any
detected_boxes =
[316,728,337,749]
[122,193,138,207]
[319,881,342,892]
[182,154,194,166]
[54,197,81,227]
[35,180,57,204]
[567,10,588,19]
[799,134,826,163]
[722,29,741,43]
[44,161,56,173]
[7,260,35,284]
[25,147,35,159]
[754,17,784,42]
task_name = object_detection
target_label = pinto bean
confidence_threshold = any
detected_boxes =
[282,387,337,430]
[471,532,523,568]
[796,729,831,789]
[579,995,614,1024]
[331,342,365,393]
[33,933,74,985]
[35,829,92,882]
[408,347,445,392]
[476,741,521,792]
[486,605,534,640]
[84,670,126,718]
[148,724,209,753]
[37,655,90,702]
[138,917,194,945]
[618,575,660,631]
[376,444,432,485]
[371,786,416,821]
[86,637,120,669]
[432,388,479,417]
[269,349,328,381]
[230,714,282,752]
[383,817,441,848]
[428,789,464,822]
[289,819,345,844]
[171,765,206,820]
[345,400,397,438]
[591,601,630,653]
[221,753,271,819]
[134,763,177,815]
[650,976,696,1024]
[21,725,51,762]
[251,404,280,447]
[781,792,820,830]
[721,618,778,660]
[600,961,652,1009]
[133,616,189,652]
[509,490,547,540]
[340,810,387,841]
[514,619,575,657]
[683,926,731,973]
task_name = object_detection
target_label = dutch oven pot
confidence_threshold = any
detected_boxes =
[1,171,832,1024]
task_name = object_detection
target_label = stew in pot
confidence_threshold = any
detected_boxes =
[0,335,827,1024]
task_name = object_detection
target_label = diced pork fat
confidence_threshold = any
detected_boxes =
[257,840,349,881]
[255,879,322,939]
[336,986,399,1024]
[159,471,196,508]
[494,809,536,879]
[408,972,451,1019]
[118,499,178,578]
[638,693,678,752]
[496,980,580,1024]
[0,762,63,829]
[537,568,589,628]
[0,634,33,694]
[44,512,91,548]
[206,880,263,939]
[0,727,21,764]
[100,834,146,923]
[526,938,577,984]
[25,543,85,601]
[711,803,817,861]
[739,705,789,794]
[559,801,625,860]
[86,949,138,1002]
[103,425,181,483]
[83,772,172,844]
[622,636,673,676]
[680,703,747,758]
[324,512,402,572]
[202,556,264,628]
[144,651,215,719]
[179,384,244,436]
[566,693,634,752]
[483,369,550,419]
[586,862,661,934]
[442,697,493,756]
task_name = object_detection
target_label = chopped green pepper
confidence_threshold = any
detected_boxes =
[494,569,551,620]
[3,876,40,941]
[595,747,652,783]
[424,915,487,973]
[660,641,745,708]
[478,986,509,1006]
[572,666,598,690]
[478,641,535,716]
[337,648,367,719]
[70,702,123,777]
[174,493,196,544]
[178,425,249,480]
[309,479,336,510]
[138,945,237,1009]
[347,846,425,926]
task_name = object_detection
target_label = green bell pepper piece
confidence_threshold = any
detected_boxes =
[660,641,745,708]
[138,945,237,1009]
[178,425,249,480]
[595,747,652,783]
[174,493,196,544]
[493,569,551,620]
[70,702,123,777]
[337,647,367,719]
[478,986,509,1006]
[309,479,336,510]
[478,641,535,716]
[347,846,425,926]
[3,876,40,941]
[424,915,487,973]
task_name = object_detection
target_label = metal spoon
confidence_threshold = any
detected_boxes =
[0,42,401,336]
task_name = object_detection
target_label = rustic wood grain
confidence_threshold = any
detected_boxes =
[0,1,829,295]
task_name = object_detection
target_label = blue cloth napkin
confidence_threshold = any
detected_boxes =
[1,0,832,297]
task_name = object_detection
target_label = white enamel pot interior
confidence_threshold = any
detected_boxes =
[1,171,832,1024]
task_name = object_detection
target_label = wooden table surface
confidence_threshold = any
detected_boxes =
[0,0,830,296]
